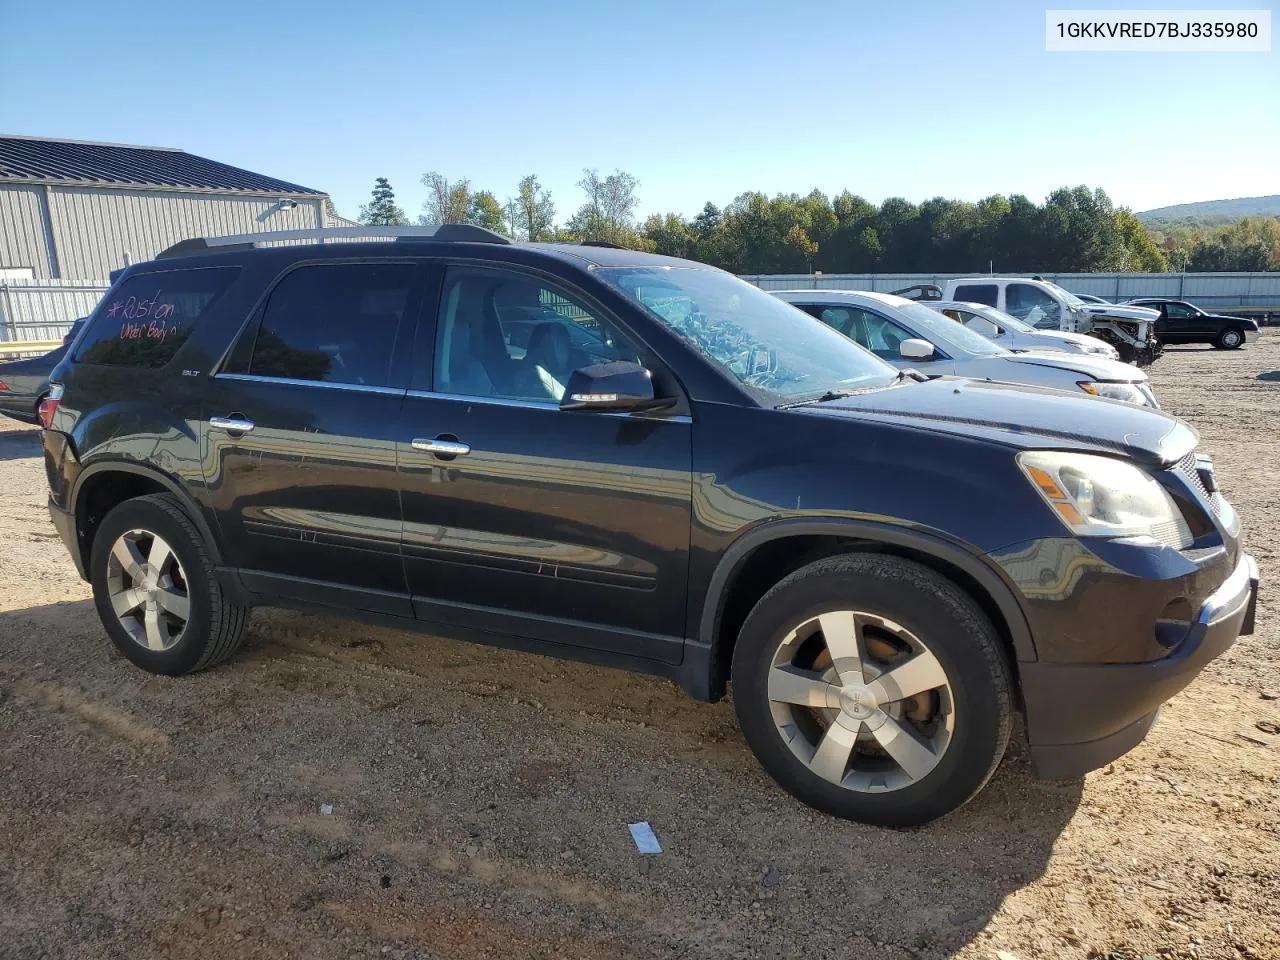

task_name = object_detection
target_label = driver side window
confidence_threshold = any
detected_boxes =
[1164,302,1194,318]
[433,267,641,403]
[962,312,1001,338]
[1005,283,1061,327]
[818,307,918,360]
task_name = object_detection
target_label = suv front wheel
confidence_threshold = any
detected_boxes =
[90,493,250,675]
[731,554,1014,827]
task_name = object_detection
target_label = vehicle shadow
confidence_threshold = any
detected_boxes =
[0,425,41,461]
[1,600,1084,959]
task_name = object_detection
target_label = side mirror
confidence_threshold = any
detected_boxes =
[559,361,673,412]
[899,338,936,360]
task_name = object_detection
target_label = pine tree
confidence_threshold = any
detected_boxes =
[358,177,409,226]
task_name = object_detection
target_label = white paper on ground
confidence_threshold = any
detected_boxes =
[628,821,662,854]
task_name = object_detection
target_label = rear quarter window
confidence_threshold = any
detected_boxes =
[952,284,998,307]
[76,267,239,367]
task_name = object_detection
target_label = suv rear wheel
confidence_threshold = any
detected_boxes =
[89,493,250,675]
[731,554,1013,827]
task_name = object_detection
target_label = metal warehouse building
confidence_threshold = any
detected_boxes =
[0,134,352,284]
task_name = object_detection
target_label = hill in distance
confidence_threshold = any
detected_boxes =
[1137,195,1280,227]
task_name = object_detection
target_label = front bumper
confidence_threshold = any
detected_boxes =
[1021,551,1258,779]
[1245,327,1260,343]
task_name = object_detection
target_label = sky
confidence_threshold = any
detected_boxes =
[2,0,1276,223]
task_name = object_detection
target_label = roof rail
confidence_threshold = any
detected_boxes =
[156,224,510,260]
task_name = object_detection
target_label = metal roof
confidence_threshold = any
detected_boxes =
[0,135,325,196]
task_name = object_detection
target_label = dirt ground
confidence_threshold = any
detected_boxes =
[2,339,1279,960]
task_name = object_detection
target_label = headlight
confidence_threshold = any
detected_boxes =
[1077,380,1149,406]
[1017,451,1192,547]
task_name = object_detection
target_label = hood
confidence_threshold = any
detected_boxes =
[1051,331,1116,352]
[1085,303,1160,321]
[805,376,1195,466]
[1000,350,1146,383]
[1205,312,1260,327]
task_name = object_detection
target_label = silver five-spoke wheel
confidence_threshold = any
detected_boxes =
[767,610,954,793]
[105,529,191,652]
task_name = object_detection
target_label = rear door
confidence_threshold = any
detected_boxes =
[203,259,426,615]
[394,263,693,663]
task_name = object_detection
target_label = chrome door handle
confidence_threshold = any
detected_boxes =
[210,416,255,433]
[411,438,471,457]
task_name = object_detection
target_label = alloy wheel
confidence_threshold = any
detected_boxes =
[105,529,191,651]
[766,610,955,792]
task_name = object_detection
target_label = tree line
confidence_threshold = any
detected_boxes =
[1145,216,1280,271]
[357,173,1276,274]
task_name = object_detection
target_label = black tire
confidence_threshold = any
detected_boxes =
[90,493,250,675]
[1214,328,1244,350]
[730,554,1013,828]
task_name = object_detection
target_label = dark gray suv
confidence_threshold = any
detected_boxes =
[40,226,1259,826]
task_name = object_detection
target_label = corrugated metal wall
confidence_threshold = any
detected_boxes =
[0,279,107,341]
[0,184,57,277]
[743,272,1280,309]
[46,187,325,282]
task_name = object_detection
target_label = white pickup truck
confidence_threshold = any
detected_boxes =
[939,276,1163,366]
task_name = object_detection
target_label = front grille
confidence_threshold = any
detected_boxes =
[1173,451,1219,517]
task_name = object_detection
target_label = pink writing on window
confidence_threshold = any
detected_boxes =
[106,290,178,323]
[119,320,179,343]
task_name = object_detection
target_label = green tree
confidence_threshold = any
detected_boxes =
[511,174,556,241]
[418,171,472,226]
[567,168,643,245]
[642,213,695,258]
[1115,209,1169,272]
[468,190,508,234]
[358,177,409,226]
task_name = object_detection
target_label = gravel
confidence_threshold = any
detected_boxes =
[1,338,1278,960]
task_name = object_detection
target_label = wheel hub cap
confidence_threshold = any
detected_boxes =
[766,610,955,793]
[837,684,876,720]
[105,528,190,653]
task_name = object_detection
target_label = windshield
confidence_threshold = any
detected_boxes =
[596,267,899,401]
[887,299,1008,356]
[1044,281,1087,309]
[969,304,1036,334]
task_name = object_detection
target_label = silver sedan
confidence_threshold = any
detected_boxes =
[772,290,1159,407]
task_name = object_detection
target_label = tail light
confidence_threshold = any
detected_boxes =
[0,380,9,392]
[37,383,63,429]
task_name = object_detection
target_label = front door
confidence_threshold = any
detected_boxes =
[798,304,956,376]
[1161,301,1203,341]
[204,260,425,615]
[395,264,693,663]
[1004,283,1063,330]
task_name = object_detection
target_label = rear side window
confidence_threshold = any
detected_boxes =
[77,267,238,367]
[952,284,998,307]
[248,263,416,387]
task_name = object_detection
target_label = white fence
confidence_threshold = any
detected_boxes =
[0,279,108,342]
[742,272,1280,311]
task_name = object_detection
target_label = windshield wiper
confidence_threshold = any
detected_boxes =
[777,390,862,409]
